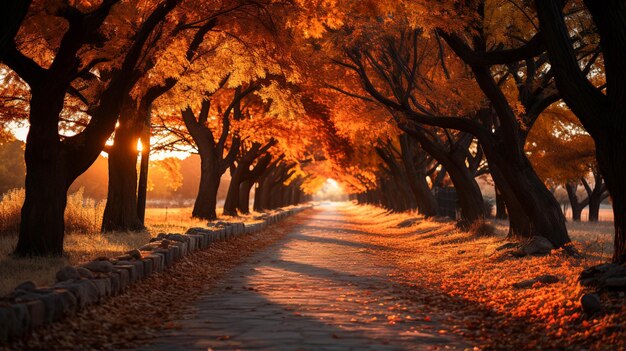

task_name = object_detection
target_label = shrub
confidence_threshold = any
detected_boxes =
[468,219,497,237]
[0,188,105,236]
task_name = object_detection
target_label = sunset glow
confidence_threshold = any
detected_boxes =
[0,1,623,349]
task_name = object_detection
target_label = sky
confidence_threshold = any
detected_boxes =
[10,123,191,160]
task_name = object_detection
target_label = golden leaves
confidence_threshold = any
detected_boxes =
[148,158,184,194]
[255,81,305,120]
[526,104,595,184]
[286,0,345,39]
[484,0,538,48]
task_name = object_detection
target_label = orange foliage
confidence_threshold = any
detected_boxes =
[527,104,596,185]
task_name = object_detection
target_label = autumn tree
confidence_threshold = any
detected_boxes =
[242,93,336,213]
[0,1,31,58]
[221,83,304,216]
[282,2,491,224]
[305,3,576,247]
[222,97,310,216]
[0,67,29,142]
[400,125,487,224]
[398,134,440,216]
[1,0,181,256]
[527,104,607,222]
[532,0,626,263]
[100,0,286,231]
[101,3,225,232]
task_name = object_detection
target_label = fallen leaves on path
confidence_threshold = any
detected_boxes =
[4,216,304,351]
[338,204,625,350]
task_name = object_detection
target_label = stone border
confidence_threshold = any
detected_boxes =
[0,205,312,342]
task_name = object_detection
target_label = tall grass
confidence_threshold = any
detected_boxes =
[0,187,105,236]
[64,188,105,234]
[0,188,23,236]
[0,188,127,295]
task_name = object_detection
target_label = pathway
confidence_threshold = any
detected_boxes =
[138,203,467,351]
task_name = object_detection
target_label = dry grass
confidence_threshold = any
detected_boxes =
[337,203,623,350]
[5,216,298,350]
[143,207,267,234]
[492,218,615,261]
[467,219,497,237]
[0,231,152,296]
[0,188,115,295]
[0,188,104,237]
[144,207,207,234]
[0,189,22,236]
[63,188,105,234]
[0,194,280,296]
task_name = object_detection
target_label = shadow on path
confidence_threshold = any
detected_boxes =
[135,205,472,351]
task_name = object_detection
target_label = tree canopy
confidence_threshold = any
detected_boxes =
[0,0,623,264]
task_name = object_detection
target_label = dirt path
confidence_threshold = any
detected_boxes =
[138,204,468,351]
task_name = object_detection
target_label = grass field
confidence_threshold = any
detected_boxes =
[0,204,265,296]
[492,218,615,261]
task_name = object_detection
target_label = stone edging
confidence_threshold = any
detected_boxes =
[0,205,313,342]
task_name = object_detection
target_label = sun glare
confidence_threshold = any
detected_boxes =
[314,178,347,202]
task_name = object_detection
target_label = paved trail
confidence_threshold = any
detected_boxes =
[139,204,467,351]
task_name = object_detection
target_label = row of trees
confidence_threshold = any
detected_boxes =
[293,0,623,262]
[0,0,327,256]
[0,140,274,208]
[0,1,624,265]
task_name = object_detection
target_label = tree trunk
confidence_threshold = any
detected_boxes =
[382,178,403,212]
[595,137,626,262]
[585,171,607,222]
[445,162,485,228]
[239,180,255,214]
[293,186,302,205]
[535,0,626,262]
[375,144,418,212]
[264,179,276,210]
[236,152,272,213]
[181,101,238,222]
[485,155,532,238]
[588,197,601,222]
[254,176,271,212]
[15,135,68,256]
[365,190,373,204]
[282,185,291,207]
[0,1,31,58]
[565,182,585,222]
[223,166,243,216]
[271,183,284,209]
[101,114,144,232]
[192,156,221,220]
[472,68,569,245]
[394,176,415,211]
[408,128,485,225]
[399,134,438,216]
[14,89,69,256]
[137,116,151,224]
[495,187,507,219]
[486,139,568,246]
